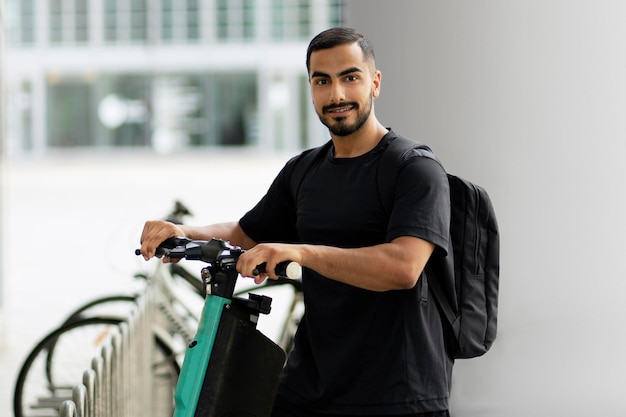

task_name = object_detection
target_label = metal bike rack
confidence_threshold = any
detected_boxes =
[55,287,176,417]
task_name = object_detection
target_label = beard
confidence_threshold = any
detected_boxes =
[317,95,373,137]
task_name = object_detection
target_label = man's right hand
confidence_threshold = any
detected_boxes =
[139,220,185,261]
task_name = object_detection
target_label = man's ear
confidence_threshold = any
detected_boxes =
[372,70,381,98]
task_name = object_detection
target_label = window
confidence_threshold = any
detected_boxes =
[75,0,89,43]
[161,0,173,41]
[104,0,118,42]
[103,0,148,44]
[161,0,202,43]
[47,0,90,45]
[216,0,256,41]
[47,81,93,147]
[8,0,36,45]
[130,0,148,42]
[328,0,344,27]
[49,0,64,44]
[186,0,200,40]
[271,0,311,41]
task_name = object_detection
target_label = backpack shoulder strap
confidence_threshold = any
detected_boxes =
[377,134,437,215]
[289,140,333,202]
[377,135,457,328]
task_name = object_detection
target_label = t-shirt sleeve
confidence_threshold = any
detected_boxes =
[386,151,450,255]
[239,156,299,244]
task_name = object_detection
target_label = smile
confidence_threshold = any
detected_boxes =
[324,103,357,114]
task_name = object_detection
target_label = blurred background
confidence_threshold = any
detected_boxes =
[4,0,340,154]
[2,1,626,416]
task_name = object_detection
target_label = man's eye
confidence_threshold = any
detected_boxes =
[346,75,358,82]
[316,79,328,85]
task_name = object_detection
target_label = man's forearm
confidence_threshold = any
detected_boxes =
[300,236,434,292]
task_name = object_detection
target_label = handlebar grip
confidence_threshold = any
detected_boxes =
[134,237,190,257]
[253,261,302,280]
[133,247,180,257]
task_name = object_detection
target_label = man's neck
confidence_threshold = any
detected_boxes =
[331,119,389,158]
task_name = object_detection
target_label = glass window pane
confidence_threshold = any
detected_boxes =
[243,0,255,40]
[271,0,284,40]
[216,0,255,41]
[104,0,118,42]
[49,0,63,43]
[161,0,173,41]
[47,81,93,147]
[187,0,200,40]
[271,0,310,41]
[75,0,89,43]
[298,0,310,39]
[13,0,37,45]
[216,0,228,39]
[329,0,344,27]
[130,0,147,42]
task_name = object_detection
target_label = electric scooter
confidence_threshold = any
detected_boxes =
[137,238,301,417]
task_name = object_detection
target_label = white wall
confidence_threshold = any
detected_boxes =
[345,1,626,416]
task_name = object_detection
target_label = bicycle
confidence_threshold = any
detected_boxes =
[142,237,302,417]
[12,202,200,417]
[44,199,301,359]
[13,202,304,417]
[11,264,191,417]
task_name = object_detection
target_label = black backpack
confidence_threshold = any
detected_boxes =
[290,134,500,359]
[378,134,500,359]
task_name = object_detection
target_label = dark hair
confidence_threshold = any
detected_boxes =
[306,27,376,73]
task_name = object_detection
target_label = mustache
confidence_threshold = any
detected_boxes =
[323,102,359,113]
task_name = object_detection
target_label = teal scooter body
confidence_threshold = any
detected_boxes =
[173,295,231,417]
[165,239,287,417]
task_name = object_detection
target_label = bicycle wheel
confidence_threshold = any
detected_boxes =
[13,317,121,417]
[13,317,179,417]
[61,294,139,324]
[42,294,139,388]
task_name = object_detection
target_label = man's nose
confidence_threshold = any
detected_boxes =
[329,82,345,103]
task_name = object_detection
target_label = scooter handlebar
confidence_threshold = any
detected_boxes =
[136,238,302,280]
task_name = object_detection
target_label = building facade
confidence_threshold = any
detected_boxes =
[5,0,343,154]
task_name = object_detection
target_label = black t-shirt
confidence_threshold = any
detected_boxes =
[239,131,453,415]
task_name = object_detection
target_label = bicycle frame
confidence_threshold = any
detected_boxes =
[168,238,286,417]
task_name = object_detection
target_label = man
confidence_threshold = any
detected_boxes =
[141,27,452,417]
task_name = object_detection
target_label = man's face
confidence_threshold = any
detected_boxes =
[308,43,380,137]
